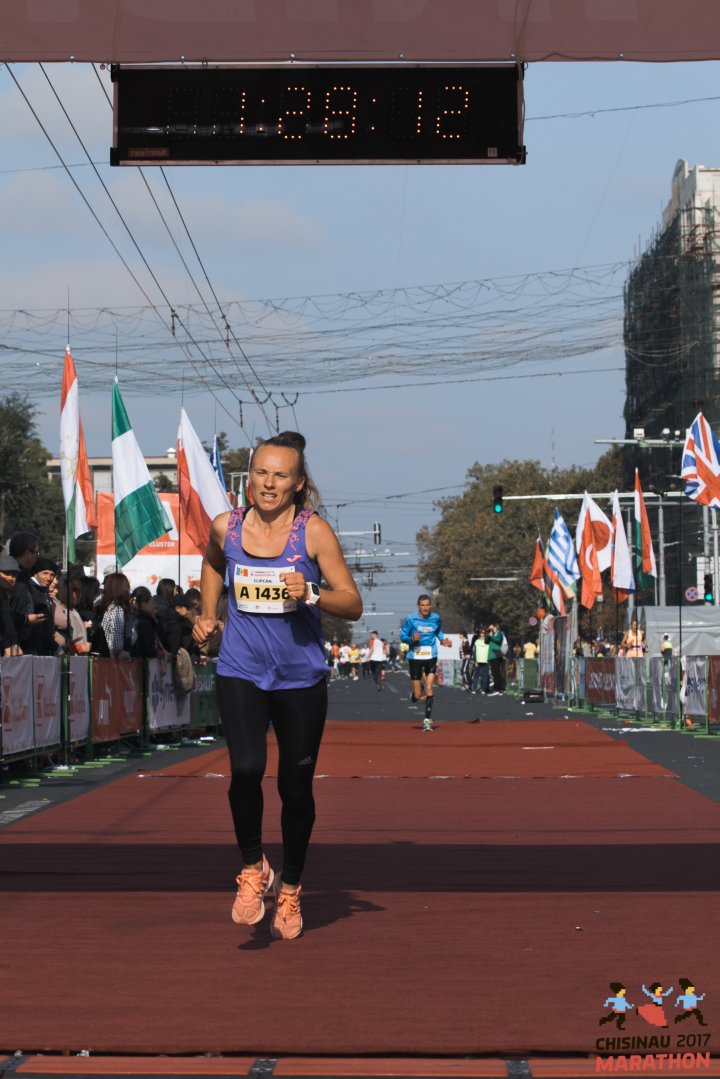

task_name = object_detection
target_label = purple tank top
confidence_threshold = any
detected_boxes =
[217,505,327,690]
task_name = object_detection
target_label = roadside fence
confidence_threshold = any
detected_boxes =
[0,655,219,765]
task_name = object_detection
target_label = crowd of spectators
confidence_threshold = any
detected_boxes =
[0,529,205,663]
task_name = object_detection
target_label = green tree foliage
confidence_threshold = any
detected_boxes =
[0,394,66,559]
[417,448,624,640]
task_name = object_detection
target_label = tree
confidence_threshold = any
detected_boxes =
[0,394,66,559]
[154,471,177,493]
[202,431,251,497]
[417,448,624,641]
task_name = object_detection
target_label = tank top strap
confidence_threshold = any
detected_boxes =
[225,505,315,556]
[224,505,248,553]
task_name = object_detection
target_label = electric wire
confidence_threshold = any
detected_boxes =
[24,63,259,436]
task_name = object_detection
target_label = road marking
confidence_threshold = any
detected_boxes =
[0,798,51,827]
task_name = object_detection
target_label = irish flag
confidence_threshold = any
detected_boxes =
[59,347,97,561]
[112,381,168,566]
[177,408,232,550]
[634,469,657,589]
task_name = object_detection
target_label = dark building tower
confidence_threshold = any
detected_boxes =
[624,160,720,605]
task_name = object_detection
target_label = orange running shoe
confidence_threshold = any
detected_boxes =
[270,876,303,939]
[231,855,274,925]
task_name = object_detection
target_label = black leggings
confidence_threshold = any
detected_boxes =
[217,675,328,887]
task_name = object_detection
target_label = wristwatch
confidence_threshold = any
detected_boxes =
[304,582,321,606]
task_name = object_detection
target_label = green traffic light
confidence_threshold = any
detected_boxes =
[494,504,503,513]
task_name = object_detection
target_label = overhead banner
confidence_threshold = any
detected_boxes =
[1,655,35,757]
[96,491,203,592]
[68,657,91,743]
[147,657,190,731]
[33,657,62,749]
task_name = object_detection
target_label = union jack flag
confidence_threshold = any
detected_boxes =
[681,412,720,508]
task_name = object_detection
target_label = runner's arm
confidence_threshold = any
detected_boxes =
[304,516,363,620]
[194,512,230,644]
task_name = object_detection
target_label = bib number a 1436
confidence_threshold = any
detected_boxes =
[234,565,297,614]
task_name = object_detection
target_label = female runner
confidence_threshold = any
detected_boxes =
[193,432,362,939]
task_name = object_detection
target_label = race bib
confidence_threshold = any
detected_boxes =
[234,565,296,614]
[413,645,433,660]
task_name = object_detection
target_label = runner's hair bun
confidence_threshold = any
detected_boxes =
[277,431,306,451]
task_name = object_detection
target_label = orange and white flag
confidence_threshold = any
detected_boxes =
[576,493,604,609]
[59,347,97,561]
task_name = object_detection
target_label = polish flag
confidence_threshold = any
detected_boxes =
[59,347,97,561]
[576,493,603,609]
[611,490,635,604]
[177,408,232,550]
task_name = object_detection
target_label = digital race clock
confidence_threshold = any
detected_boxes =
[111,64,525,166]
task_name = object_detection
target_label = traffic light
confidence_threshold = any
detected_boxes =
[373,522,382,544]
[492,485,504,513]
[704,573,714,603]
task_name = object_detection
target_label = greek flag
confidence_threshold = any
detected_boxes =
[547,509,580,593]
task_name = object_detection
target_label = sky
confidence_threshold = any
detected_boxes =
[2,57,720,629]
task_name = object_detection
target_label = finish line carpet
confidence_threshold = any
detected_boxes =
[2,719,720,1058]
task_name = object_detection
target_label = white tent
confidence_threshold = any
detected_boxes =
[636,606,720,658]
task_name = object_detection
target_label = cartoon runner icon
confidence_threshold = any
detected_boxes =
[638,982,674,1027]
[675,979,707,1027]
[599,983,635,1030]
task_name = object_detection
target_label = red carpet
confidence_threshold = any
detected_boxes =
[137,720,675,779]
[2,719,719,1059]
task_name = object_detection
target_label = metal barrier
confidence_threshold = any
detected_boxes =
[0,655,220,765]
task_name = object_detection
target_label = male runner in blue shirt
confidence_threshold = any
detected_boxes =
[400,593,452,731]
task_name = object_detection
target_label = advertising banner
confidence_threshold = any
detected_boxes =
[708,656,720,728]
[648,656,679,720]
[540,616,555,695]
[615,657,645,713]
[585,658,616,706]
[684,656,707,719]
[96,491,203,592]
[190,662,219,729]
[68,657,91,743]
[91,658,143,742]
[33,657,62,749]
[0,655,34,757]
[147,657,190,731]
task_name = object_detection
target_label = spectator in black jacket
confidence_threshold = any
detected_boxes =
[129,586,163,659]
[171,593,197,656]
[0,554,22,655]
[8,533,55,654]
[154,578,183,654]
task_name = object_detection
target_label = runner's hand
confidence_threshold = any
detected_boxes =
[280,571,306,600]
[193,617,219,644]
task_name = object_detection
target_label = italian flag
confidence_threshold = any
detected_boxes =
[60,347,97,561]
[112,380,168,566]
[177,407,232,550]
[634,469,657,589]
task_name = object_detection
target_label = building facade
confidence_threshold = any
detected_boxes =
[624,160,720,604]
